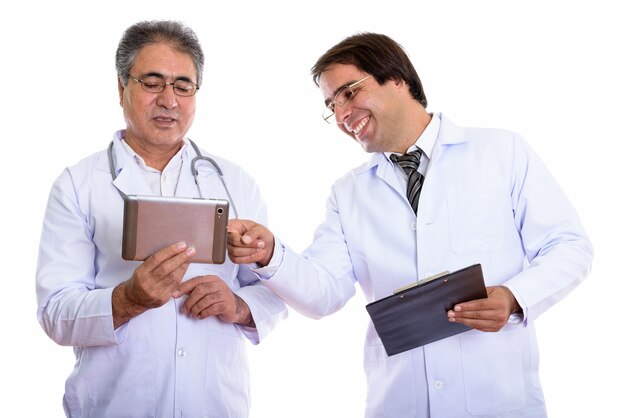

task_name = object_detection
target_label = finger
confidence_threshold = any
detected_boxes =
[229,223,269,246]
[227,231,256,247]
[449,315,501,332]
[227,245,263,258]
[227,219,256,237]
[183,281,225,317]
[174,275,210,297]
[190,296,223,319]
[151,261,191,296]
[149,247,196,282]
[448,307,493,320]
[141,241,190,271]
[452,296,492,313]
[183,288,212,316]
[244,224,273,247]
[185,298,227,320]
[227,234,264,250]
[228,248,267,265]
[227,230,244,246]
[128,245,193,301]
[448,306,508,331]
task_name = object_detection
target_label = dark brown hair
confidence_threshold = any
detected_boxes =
[311,32,427,108]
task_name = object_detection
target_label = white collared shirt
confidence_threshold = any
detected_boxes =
[120,139,186,196]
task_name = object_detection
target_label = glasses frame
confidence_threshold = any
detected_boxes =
[323,74,372,123]
[128,74,199,97]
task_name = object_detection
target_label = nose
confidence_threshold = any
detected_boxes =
[156,84,178,109]
[333,103,352,125]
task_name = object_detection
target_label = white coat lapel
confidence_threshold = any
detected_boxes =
[107,139,153,197]
[364,152,412,199]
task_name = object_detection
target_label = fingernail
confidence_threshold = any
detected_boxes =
[172,290,181,298]
[186,247,196,256]
[242,235,252,244]
[176,241,187,250]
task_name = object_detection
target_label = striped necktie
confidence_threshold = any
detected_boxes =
[390,149,424,215]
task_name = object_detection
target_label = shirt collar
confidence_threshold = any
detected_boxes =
[116,130,188,174]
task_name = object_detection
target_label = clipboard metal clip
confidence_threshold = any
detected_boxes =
[393,271,450,294]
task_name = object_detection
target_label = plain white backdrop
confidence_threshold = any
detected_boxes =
[2,1,623,416]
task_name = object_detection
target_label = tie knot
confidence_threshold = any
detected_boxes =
[390,149,422,173]
[390,148,424,215]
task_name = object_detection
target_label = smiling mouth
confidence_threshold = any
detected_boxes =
[351,115,370,136]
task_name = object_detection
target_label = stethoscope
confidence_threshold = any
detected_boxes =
[107,139,239,218]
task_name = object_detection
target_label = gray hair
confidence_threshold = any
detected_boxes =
[115,20,204,87]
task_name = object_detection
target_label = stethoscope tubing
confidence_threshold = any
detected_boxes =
[107,139,239,218]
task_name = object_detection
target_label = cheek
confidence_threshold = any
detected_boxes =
[182,103,196,124]
[187,103,196,118]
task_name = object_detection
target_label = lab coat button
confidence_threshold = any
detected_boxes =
[434,380,444,390]
[177,347,187,358]
[410,221,417,231]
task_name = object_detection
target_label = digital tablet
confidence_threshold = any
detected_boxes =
[122,195,229,264]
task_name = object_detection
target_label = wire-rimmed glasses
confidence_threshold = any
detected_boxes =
[128,74,199,97]
[322,75,372,123]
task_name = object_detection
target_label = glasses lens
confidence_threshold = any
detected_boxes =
[173,80,197,97]
[322,107,335,123]
[322,86,358,123]
[335,87,359,106]
[139,76,166,93]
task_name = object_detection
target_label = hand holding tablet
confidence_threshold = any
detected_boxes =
[121,195,229,264]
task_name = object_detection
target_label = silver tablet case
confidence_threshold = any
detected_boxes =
[122,195,229,264]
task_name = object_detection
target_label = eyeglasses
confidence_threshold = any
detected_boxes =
[128,74,199,97]
[322,75,372,123]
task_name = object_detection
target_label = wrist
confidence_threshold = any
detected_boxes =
[504,286,521,314]
[259,239,276,267]
[112,282,148,328]
[234,295,256,328]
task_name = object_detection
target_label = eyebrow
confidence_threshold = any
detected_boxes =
[139,72,195,83]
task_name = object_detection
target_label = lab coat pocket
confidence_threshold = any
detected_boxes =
[461,330,525,415]
[202,331,250,417]
[363,344,415,415]
[446,187,506,255]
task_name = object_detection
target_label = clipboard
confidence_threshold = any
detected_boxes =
[365,264,487,356]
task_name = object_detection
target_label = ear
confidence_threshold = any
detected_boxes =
[117,78,125,107]
[390,78,408,97]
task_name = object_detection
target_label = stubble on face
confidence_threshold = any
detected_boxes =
[319,64,410,154]
[120,42,197,167]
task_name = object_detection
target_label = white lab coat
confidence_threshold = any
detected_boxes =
[36,133,287,418]
[263,114,592,417]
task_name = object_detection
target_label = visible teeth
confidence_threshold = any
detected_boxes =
[353,117,369,135]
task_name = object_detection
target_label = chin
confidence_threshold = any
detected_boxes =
[356,138,375,153]
[359,143,374,153]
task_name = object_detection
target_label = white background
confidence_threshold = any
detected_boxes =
[1,1,623,416]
